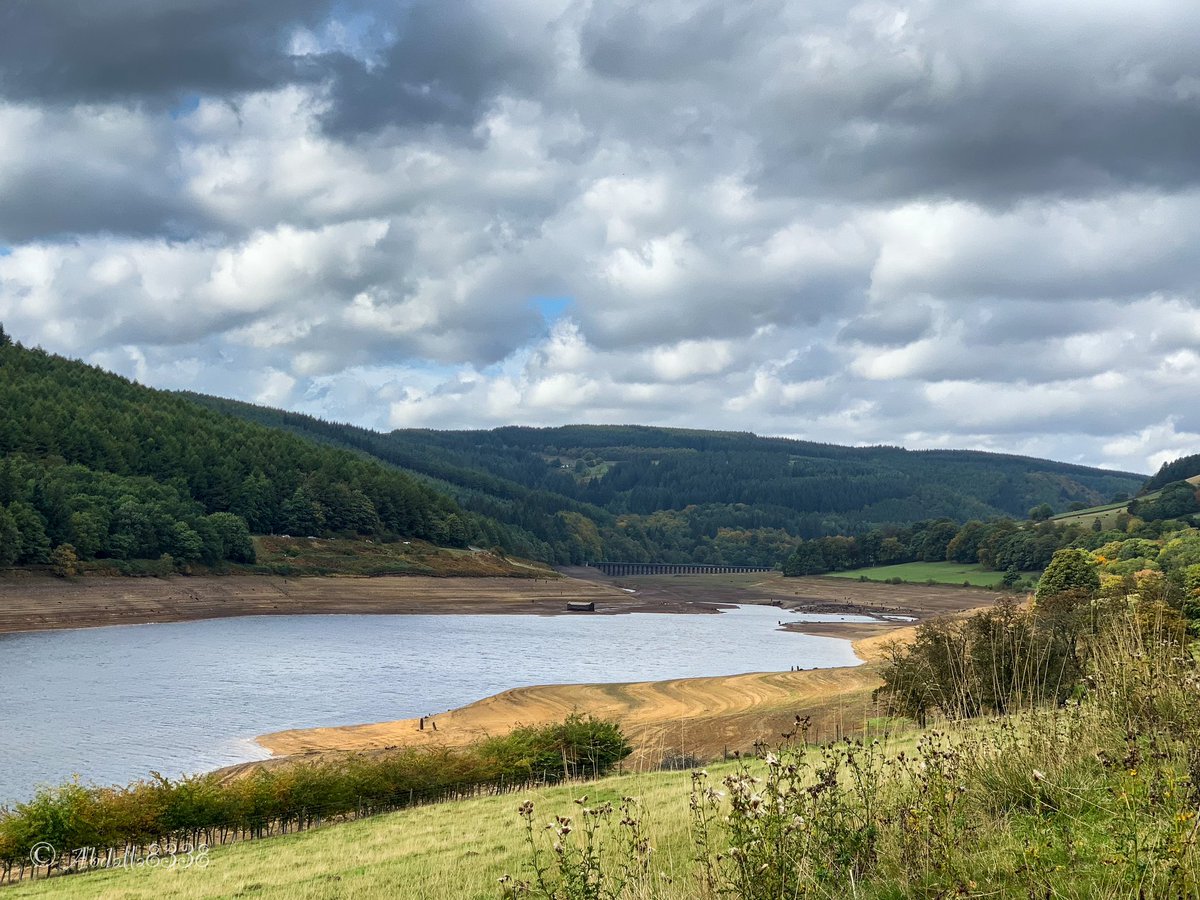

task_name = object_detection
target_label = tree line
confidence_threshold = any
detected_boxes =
[0,323,1166,570]
[781,490,1200,586]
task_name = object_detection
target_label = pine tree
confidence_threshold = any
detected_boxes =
[0,506,19,566]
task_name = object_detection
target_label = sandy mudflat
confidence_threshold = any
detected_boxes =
[255,662,889,771]
[0,568,991,637]
[0,572,682,635]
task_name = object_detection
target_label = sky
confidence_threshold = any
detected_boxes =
[1,1,1198,475]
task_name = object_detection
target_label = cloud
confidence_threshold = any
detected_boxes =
[318,0,561,136]
[1,0,1199,475]
[0,0,337,105]
[750,1,1200,205]
[0,103,201,242]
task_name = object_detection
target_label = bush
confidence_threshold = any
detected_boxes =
[877,592,1100,724]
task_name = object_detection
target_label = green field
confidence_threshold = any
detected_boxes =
[823,561,1039,587]
[1048,499,1134,529]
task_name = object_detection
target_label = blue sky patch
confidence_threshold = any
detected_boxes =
[529,296,573,323]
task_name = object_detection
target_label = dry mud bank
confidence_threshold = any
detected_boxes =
[0,573,635,634]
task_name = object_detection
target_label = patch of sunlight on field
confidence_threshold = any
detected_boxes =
[823,561,1039,587]
[6,764,738,900]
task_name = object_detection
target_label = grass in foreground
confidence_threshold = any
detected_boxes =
[11,700,1198,900]
[822,560,1038,588]
[3,764,720,900]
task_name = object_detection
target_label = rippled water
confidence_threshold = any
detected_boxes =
[0,605,868,803]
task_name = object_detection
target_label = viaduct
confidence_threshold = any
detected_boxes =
[587,561,776,576]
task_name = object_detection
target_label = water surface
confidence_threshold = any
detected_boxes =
[0,605,868,803]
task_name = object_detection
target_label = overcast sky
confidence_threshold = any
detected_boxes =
[1,0,1198,474]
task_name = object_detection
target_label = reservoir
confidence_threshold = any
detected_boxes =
[0,604,867,804]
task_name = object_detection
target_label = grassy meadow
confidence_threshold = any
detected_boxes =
[4,764,717,900]
[1048,500,1134,529]
[822,560,1040,587]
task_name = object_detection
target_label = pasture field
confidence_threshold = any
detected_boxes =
[1048,500,1133,529]
[823,561,1039,587]
[1047,473,1198,529]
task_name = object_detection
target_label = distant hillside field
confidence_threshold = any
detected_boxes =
[823,561,1041,588]
[1049,474,1200,529]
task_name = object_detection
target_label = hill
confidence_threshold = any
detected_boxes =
[1048,473,1200,529]
[0,324,1149,573]
[1144,452,1200,492]
[184,393,1145,564]
[0,332,526,572]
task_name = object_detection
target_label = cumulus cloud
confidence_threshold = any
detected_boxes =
[1,0,1199,475]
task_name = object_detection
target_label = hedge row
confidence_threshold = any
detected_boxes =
[0,715,631,883]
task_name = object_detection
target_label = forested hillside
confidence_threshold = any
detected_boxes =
[185,395,1145,566]
[0,323,1150,574]
[1143,453,1200,492]
[0,331,497,570]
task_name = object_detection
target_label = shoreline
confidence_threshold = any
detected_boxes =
[244,575,996,770]
[0,568,985,638]
[248,626,918,773]
[0,571,716,637]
